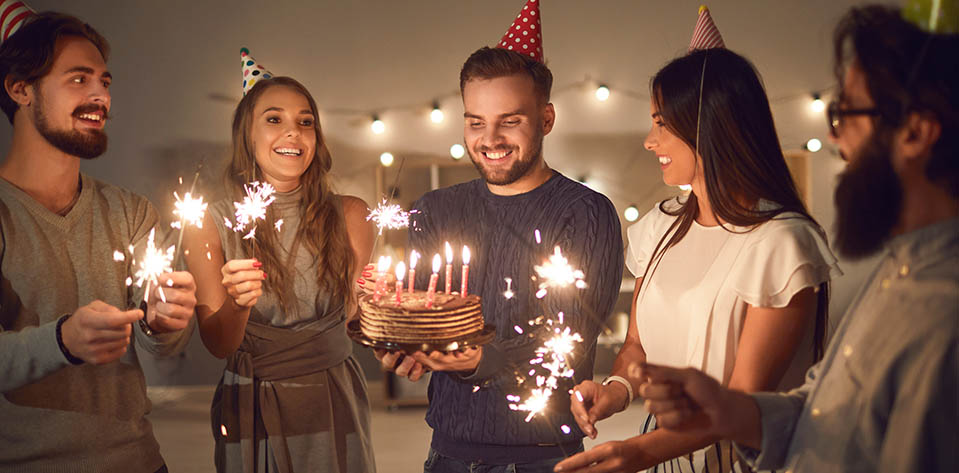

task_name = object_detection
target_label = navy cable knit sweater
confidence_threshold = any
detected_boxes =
[410,172,624,463]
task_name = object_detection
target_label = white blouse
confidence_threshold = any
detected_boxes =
[626,198,842,389]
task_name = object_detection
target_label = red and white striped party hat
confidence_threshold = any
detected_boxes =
[240,47,274,96]
[688,5,725,52]
[0,0,35,42]
[495,0,544,62]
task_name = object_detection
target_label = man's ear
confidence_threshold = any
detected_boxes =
[4,76,32,108]
[542,103,555,136]
[892,112,942,172]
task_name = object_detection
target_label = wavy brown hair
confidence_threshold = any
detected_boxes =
[228,77,355,316]
[641,48,830,360]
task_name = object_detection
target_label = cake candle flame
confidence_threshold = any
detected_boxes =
[408,250,419,292]
[426,253,441,309]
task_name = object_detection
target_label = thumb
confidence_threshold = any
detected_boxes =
[638,361,689,384]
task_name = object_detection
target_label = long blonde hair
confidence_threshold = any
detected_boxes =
[227,77,355,315]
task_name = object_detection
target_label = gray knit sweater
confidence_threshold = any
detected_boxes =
[0,173,192,473]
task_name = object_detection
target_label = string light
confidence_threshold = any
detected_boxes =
[595,84,610,102]
[430,102,444,124]
[450,143,465,160]
[624,204,640,222]
[810,93,826,113]
[371,115,385,134]
[805,138,822,152]
[380,152,395,166]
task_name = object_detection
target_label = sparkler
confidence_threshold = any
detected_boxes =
[366,199,413,235]
[232,181,277,236]
[169,166,207,268]
[508,314,583,423]
[130,228,175,304]
[532,246,587,299]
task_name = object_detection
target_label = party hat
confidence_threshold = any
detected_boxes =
[495,0,543,62]
[0,0,35,42]
[240,47,274,95]
[689,5,725,52]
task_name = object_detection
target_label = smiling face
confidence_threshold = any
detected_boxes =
[462,73,554,189]
[249,85,317,191]
[644,100,702,188]
[29,36,111,159]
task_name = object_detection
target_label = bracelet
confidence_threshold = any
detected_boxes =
[602,375,633,411]
[56,314,84,365]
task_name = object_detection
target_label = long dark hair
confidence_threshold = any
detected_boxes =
[641,48,829,360]
[228,77,356,316]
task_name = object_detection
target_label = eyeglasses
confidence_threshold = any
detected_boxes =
[827,100,880,136]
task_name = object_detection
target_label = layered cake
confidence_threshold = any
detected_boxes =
[358,290,483,343]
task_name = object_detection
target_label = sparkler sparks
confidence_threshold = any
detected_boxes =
[130,228,175,303]
[532,246,587,299]
[113,250,125,262]
[233,181,276,236]
[170,192,208,229]
[503,277,514,299]
[366,199,414,235]
[508,317,584,423]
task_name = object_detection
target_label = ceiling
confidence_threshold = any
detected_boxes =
[6,0,886,214]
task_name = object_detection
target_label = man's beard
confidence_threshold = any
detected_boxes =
[467,132,543,186]
[34,92,108,160]
[833,131,902,260]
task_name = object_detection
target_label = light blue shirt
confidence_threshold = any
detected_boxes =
[742,217,959,473]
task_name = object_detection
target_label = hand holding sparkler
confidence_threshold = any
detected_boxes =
[220,259,266,307]
[59,301,144,364]
[144,271,198,333]
[568,378,631,439]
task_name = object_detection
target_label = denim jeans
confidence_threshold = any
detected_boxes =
[423,446,584,473]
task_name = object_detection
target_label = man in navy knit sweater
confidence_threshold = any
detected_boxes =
[376,44,624,472]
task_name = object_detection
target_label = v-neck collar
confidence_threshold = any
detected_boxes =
[0,173,92,231]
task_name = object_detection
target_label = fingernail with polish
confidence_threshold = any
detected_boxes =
[357,279,365,285]
[253,262,263,268]
[262,273,268,279]
[362,272,372,277]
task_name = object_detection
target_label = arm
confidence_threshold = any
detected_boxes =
[182,212,261,359]
[341,195,374,320]
[569,277,647,438]
[557,288,818,472]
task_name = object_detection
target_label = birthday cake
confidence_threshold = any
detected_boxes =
[358,290,484,343]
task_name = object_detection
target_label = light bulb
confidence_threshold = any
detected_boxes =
[371,117,385,134]
[806,138,823,153]
[450,144,465,160]
[624,205,640,222]
[430,107,444,124]
[380,152,394,166]
[811,94,826,113]
[595,85,610,102]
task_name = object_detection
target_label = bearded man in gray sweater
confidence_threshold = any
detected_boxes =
[0,11,197,473]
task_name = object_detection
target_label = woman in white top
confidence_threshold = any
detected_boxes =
[561,48,841,473]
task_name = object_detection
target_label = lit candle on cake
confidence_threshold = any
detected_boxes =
[426,253,441,309]
[395,261,406,304]
[408,250,419,292]
[373,255,391,303]
[444,241,453,294]
[461,245,471,297]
